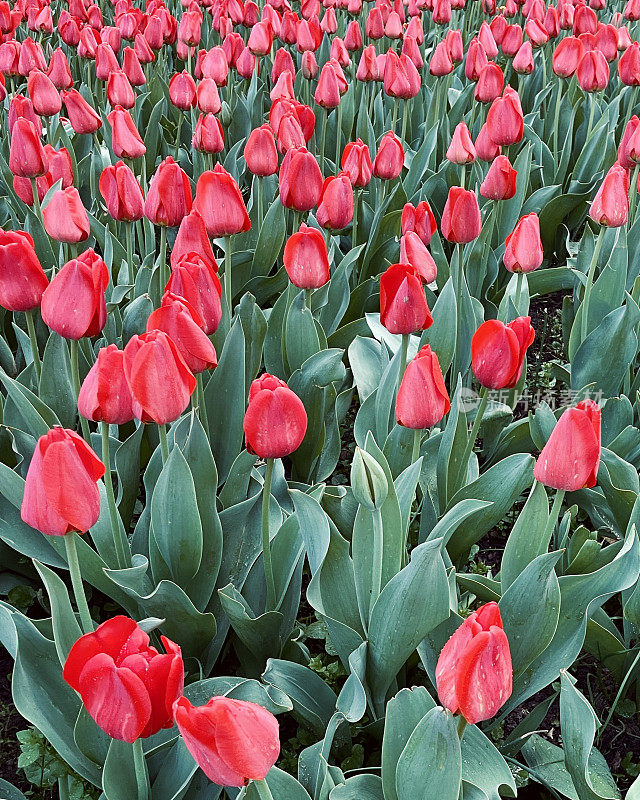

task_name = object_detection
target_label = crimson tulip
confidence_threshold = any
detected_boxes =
[589,164,629,227]
[399,232,437,283]
[9,118,47,179]
[193,165,250,237]
[0,230,48,312]
[244,124,279,176]
[471,317,535,390]
[42,188,90,243]
[373,131,404,179]
[401,201,437,245]
[441,187,482,243]
[396,345,450,428]
[78,345,135,425]
[380,263,433,335]
[503,213,543,273]
[166,253,222,335]
[480,155,517,200]
[146,293,217,374]
[144,156,192,227]
[107,106,146,159]
[283,224,330,289]
[171,208,218,272]
[99,161,145,222]
[316,173,354,230]
[279,146,323,211]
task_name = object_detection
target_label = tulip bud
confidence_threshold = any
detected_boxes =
[351,447,388,511]
[43,188,90,243]
[243,374,308,459]
[486,87,523,146]
[283,224,330,289]
[146,293,217,374]
[380,263,433,335]
[279,146,323,211]
[193,164,251,237]
[107,106,146,159]
[316,173,354,230]
[145,157,192,227]
[446,121,476,165]
[373,131,404,179]
[589,164,629,227]
[503,213,543,273]
[99,161,145,222]
[401,201,437,245]
[441,187,482,243]
[341,138,372,187]
[78,345,135,424]
[9,117,47,178]
[0,230,48,312]
[480,155,517,200]
[396,345,450,429]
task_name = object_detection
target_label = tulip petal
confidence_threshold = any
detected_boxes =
[455,627,513,725]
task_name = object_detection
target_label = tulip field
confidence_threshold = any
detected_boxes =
[4,0,640,797]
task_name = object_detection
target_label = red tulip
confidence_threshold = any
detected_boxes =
[471,316,535,389]
[475,61,504,101]
[316,173,354,230]
[21,428,105,537]
[27,70,61,116]
[171,208,218,272]
[446,122,476,165]
[430,40,454,75]
[42,188,90,243]
[396,344,450,428]
[146,293,217,374]
[279,146,323,212]
[513,42,534,75]
[61,89,102,134]
[373,131,404,179]
[501,24,523,57]
[589,164,629,227]
[244,124,278,176]
[383,50,420,98]
[475,122,502,161]
[283,224,330,289]
[441,187,482,243]
[401,201,437,245]
[244,374,308,458]
[41,249,109,339]
[314,61,341,108]
[107,106,146,159]
[480,155,517,200]
[144,156,192,227]
[380,263,433,335]
[47,48,73,89]
[193,164,251,238]
[169,70,197,110]
[436,602,512,725]
[99,160,145,222]
[486,87,523,146]
[174,695,279,787]
[192,113,225,154]
[619,41,640,85]
[618,116,640,169]
[9,118,47,178]
[553,36,584,77]
[78,345,135,424]
[341,138,372,187]
[124,330,196,425]
[196,77,221,114]
[166,253,222,335]
[399,232,437,283]
[63,616,183,742]
[503,213,543,273]
[106,69,135,109]
[8,98,39,139]
[534,399,601,490]
[0,230,48,312]
[576,50,609,91]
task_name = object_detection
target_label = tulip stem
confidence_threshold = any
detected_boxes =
[101,423,130,569]
[175,112,183,160]
[456,385,489,490]
[224,235,233,318]
[30,177,43,225]
[543,488,566,549]
[552,76,563,158]
[256,175,264,228]
[25,310,41,382]
[513,272,524,316]
[452,243,464,383]
[401,99,409,145]
[580,226,605,343]
[158,424,169,463]
[411,428,422,463]
[371,508,384,621]
[352,188,359,249]
[262,457,277,611]
[70,339,91,442]
[253,779,275,800]
[126,222,135,286]
[585,93,596,144]
[399,333,409,382]
[196,373,210,437]
[630,163,640,221]
[132,738,150,800]
[159,225,168,299]
[456,715,468,739]
[304,288,313,311]
[64,532,93,634]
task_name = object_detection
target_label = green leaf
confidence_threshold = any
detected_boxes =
[244,768,312,800]
[396,707,461,800]
[33,560,82,666]
[251,195,286,277]
[501,480,550,591]
[38,333,76,429]
[102,739,142,800]
[263,659,337,735]
[330,775,384,800]
[0,779,27,800]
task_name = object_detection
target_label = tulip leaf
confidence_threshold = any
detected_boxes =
[251,194,286,277]
[102,739,142,800]
[263,659,337,734]
[395,707,461,800]
[501,479,550,591]
[38,333,76,429]
[244,768,312,800]
[330,775,384,800]
[32,560,82,666]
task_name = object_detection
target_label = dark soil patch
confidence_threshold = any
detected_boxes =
[0,646,32,796]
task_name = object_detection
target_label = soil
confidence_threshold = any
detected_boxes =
[0,647,33,796]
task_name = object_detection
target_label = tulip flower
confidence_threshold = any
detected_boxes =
[196,77,221,114]
[61,89,102,134]
[78,345,135,426]
[171,208,218,273]
[99,161,144,222]
[471,317,535,390]
[193,164,250,238]
[144,156,192,227]
[283,224,330,292]
[380,263,433,342]
[107,106,146,159]
[589,164,630,227]
[401,201,437,245]
[27,70,61,116]
[399,232,437,284]
[316,173,354,230]
[396,345,451,455]
[44,145,73,188]
[166,254,223,335]
[42,187,90,243]
[174,696,280,788]
[0,230,48,313]
[279,146,323,212]
[486,87,524,146]
[441,187,482,243]
[373,131,404,179]
[244,124,279,177]
[107,69,135,109]
[503,213,543,273]
[436,602,512,726]
[9,117,47,180]
[192,113,224,154]
[169,70,197,110]
[146,293,217,375]
[341,139,373,187]
[446,122,476,165]
[480,155,517,200]
[64,616,184,741]
[244,374,307,608]
[534,399,601,491]
[553,36,584,77]
[124,330,197,438]
[576,50,609,92]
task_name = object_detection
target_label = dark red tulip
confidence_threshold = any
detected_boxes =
[144,156,192,227]
[283,224,330,289]
[99,161,145,222]
[441,187,482,243]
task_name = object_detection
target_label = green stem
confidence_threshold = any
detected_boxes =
[552,76,563,158]
[30,177,43,224]
[132,738,150,800]
[256,175,264,228]
[542,487,566,549]
[399,333,409,383]
[70,338,91,441]
[158,424,169,463]
[253,778,275,800]
[304,288,313,311]
[411,428,422,463]
[452,243,464,382]
[371,508,384,619]
[196,372,210,437]
[64,532,93,634]
[391,100,398,135]
[456,385,489,488]
[585,93,596,143]
[513,272,524,317]
[101,423,130,569]
[175,112,183,160]
[159,225,168,299]
[630,163,640,221]
[580,226,605,342]
[25,309,41,381]
[460,164,466,189]
[352,187,359,247]
[262,458,276,611]
[126,222,135,286]
[456,715,468,739]
[401,99,409,145]
[224,235,233,318]
[58,776,70,800]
